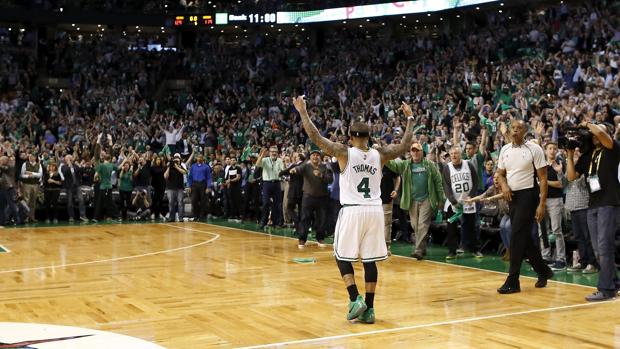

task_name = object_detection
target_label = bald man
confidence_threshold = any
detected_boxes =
[496,120,554,294]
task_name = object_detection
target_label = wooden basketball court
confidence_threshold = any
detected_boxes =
[0,222,617,348]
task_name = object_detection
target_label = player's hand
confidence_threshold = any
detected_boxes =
[390,190,397,199]
[293,96,307,114]
[312,169,320,177]
[551,161,563,174]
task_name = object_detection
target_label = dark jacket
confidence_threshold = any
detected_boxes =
[59,163,82,188]
[441,160,479,206]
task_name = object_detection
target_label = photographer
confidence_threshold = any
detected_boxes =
[566,122,620,302]
[131,189,152,221]
[164,153,188,222]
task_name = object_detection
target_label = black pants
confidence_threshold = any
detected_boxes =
[445,207,478,254]
[507,187,549,285]
[287,193,303,233]
[94,188,119,220]
[44,188,61,220]
[222,187,231,217]
[191,182,208,220]
[299,195,327,243]
[119,190,132,220]
[152,186,166,218]
[325,198,341,237]
[1,187,20,224]
[261,181,282,226]
[229,185,241,218]
[246,182,261,221]
[392,204,411,242]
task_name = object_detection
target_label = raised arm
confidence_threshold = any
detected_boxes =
[479,127,489,155]
[377,102,416,166]
[255,148,267,168]
[293,96,347,161]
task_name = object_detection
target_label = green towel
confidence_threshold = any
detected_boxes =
[448,207,463,223]
[293,258,316,264]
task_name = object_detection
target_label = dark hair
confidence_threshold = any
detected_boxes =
[350,121,371,138]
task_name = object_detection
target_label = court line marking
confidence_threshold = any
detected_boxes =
[0,244,10,253]
[235,300,615,349]
[198,223,595,290]
[0,223,219,275]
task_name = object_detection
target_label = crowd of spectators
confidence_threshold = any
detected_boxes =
[0,0,401,13]
[1,1,620,271]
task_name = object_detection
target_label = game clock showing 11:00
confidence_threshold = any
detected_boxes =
[248,13,276,23]
[221,12,276,24]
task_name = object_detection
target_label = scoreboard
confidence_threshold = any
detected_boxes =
[172,14,214,27]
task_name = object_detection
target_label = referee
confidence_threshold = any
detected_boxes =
[496,120,553,294]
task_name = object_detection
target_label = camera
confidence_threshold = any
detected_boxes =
[558,124,592,150]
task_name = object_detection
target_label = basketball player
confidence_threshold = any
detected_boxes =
[293,96,415,324]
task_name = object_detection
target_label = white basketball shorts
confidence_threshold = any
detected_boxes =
[333,205,388,262]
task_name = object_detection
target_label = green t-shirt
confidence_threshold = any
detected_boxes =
[411,162,429,202]
[119,170,133,192]
[96,162,117,190]
[234,131,245,147]
[479,114,497,134]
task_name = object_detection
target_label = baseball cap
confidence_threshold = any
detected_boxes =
[410,143,423,151]
[173,153,181,158]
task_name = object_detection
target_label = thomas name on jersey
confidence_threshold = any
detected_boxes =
[352,164,378,175]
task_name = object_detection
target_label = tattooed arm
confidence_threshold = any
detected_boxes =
[293,96,348,165]
[377,101,416,167]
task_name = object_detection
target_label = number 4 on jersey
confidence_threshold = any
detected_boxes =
[357,177,371,198]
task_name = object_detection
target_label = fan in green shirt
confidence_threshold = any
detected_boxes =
[96,161,118,190]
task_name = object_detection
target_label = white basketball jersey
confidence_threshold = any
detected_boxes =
[340,147,382,206]
[444,160,476,213]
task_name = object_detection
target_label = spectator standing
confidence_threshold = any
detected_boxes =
[567,122,620,302]
[285,148,333,248]
[187,153,212,221]
[387,141,444,260]
[379,161,399,256]
[92,148,122,223]
[564,148,596,274]
[0,155,20,225]
[118,160,134,221]
[133,154,152,202]
[164,153,187,222]
[541,142,567,270]
[442,146,482,259]
[255,146,284,230]
[19,153,42,223]
[225,157,242,219]
[281,152,304,234]
[43,162,62,223]
[150,155,167,220]
[59,154,88,222]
